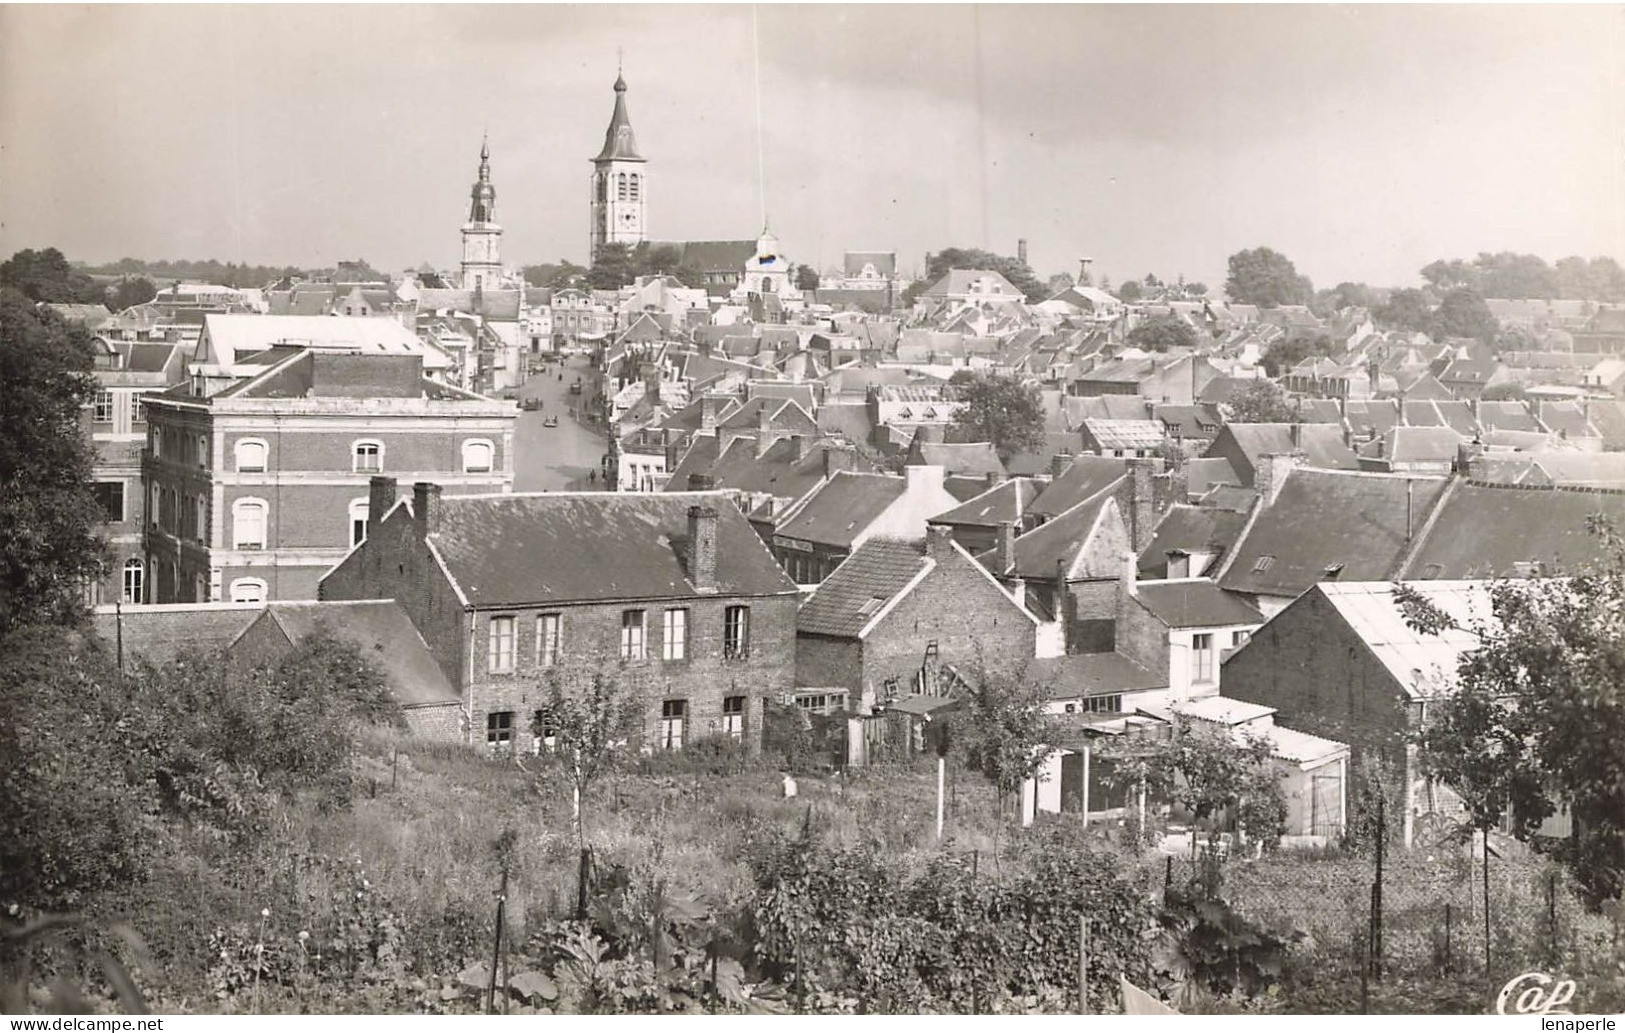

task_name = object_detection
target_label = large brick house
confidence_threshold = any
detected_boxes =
[795,526,1038,712]
[320,480,800,752]
[142,348,514,603]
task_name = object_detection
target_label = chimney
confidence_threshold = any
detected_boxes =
[643,362,660,405]
[368,475,398,535]
[1079,257,1094,284]
[925,523,955,562]
[412,481,443,539]
[1253,452,1300,507]
[1121,549,1138,597]
[994,520,1017,575]
[1290,422,1302,449]
[1121,456,1161,553]
[755,405,773,457]
[822,447,854,479]
[686,505,718,592]
[1017,239,1029,266]
[1050,452,1073,478]
[789,434,807,461]
[700,395,718,433]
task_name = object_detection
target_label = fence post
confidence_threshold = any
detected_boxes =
[1078,915,1090,1014]
[1358,933,1369,1015]
[577,847,592,920]
[487,868,507,1014]
[1548,872,1558,963]
[1443,902,1452,974]
[1371,793,1384,979]
[1483,828,1492,975]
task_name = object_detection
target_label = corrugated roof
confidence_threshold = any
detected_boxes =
[431,491,796,607]
[1083,419,1166,450]
[1315,581,1492,699]
[796,538,927,638]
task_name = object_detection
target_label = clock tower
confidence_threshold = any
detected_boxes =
[589,71,647,259]
[460,138,503,291]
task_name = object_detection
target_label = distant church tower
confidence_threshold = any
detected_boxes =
[461,138,502,290]
[589,71,647,259]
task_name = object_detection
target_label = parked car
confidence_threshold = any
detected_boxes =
[569,382,582,395]
[522,397,542,411]
[543,415,559,427]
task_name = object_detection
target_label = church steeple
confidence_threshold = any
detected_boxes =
[589,67,648,256]
[468,135,496,224]
[461,136,502,290]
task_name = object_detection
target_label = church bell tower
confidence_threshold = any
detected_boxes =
[589,70,648,259]
[461,138,502,290]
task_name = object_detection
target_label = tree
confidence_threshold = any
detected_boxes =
[1427,288,1497,343]
[1373,287,1434,334]
[1127,314,1198,353]
[108,276,156,311]
[1258,329,1339,378]
[949,372,1046,462]
[947,658,1052,866]
[1044,272,1075,298]
[793,264,820,292]
[1315,281,1374,315]
[1224,247,1312,308]
[529,658,650,850]
[1224,379,1301,424]
[1115,279,1144,303]
[586,242,637,290]
[0,291,106,638]
[524,261,585,289]
[1099,719,1287,852]
[0,248,103,304]
[1408,520,1625,905]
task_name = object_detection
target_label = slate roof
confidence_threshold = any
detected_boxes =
[254,601,457,706]
[1399,480,1625,579]
[1183,457,1242,496]
[1344,399,1402,438]
[1402,399,1476,436]
[796,538,929,638]
[1130,580,1262,629]
[774,472,907,548]
[429,491,796,607]
[127,342,182,373]
[1368,426,1464,463]
[1137,505,1249,577]
[929,477,1041,528]
[698,436,873,501]
[1029,455,1127,520]
[1000,491,1118,579]
[1027,652,1165,700]
[907,441,1005,477]
[1219,469,1450,598]
[1474,400,1541,433]
[1210,424,1359,481]
[91,603,265,664]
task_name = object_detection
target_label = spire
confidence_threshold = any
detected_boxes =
[593,69,645,163]
[468,137,496,223]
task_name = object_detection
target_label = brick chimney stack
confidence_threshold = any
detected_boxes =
[687,505,718,592]
[925,523,955,563]
[994,520,1017,575]
[413,481,443,538]
[700,395,718,433]
[1253,452,1301,508]
[368,475,398,535]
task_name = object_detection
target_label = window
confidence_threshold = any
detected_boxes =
[195,495,208,543]
[660,699,686,750]
[662,608,687,661]
[235,438,267,472]
[232,498,267,550]
[151,428,161,457]
[617,172,628,201]
[93,481,125,522]
[536,613,561,666]
[488,615,516,673]
[722,695,745,740]
[1084,694,1123,714]
[1251,555,1275,574]
[794,691,847,715]
[349,498,370,547]
[1232,630,1251,648]
[353,440,383,473]
[486,710,514,749]
[620,609,646,661]
[196,434,208,468]
[132,394,147,425]
[629,173,640,202]
[93,391,114,423]
[724,605,750,660]
[1192,633,1215,684]
[229,578,266,603]
[462,439,494,474]
[149,484,160,526]
[122,559,144,604]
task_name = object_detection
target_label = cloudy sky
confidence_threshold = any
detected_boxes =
[1,4,1620,290]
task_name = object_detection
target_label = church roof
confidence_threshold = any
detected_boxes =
[593,73,645,163]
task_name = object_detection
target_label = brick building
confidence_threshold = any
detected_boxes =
[320,481,800,752]
[142,348,514,603]
[795,527,1038,711]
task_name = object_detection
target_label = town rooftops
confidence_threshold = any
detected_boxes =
[1210,423,1359,482]
[1219,468,1450,599]
[196,313,455,370]
[929,477,1041,528]
[995,490,1120,581]
[1397,479,1625,580]
[774,471,907,548]
[1029,455,1127,519]
[243,600,457,706]
[905,440,1005,478]
[796,538,932,638]
[1137,505,1250,578]
[91,602,266,664]
[426,490,796,608]
[1026,652,1165,701]
[1307,581,1493,699]
[1131,579,1262,629]
[1082,419,1166,452]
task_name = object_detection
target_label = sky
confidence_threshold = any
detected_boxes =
[1,4,1621,291]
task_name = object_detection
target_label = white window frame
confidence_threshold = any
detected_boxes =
[620,609,646,661]
[229,578,266,604]
[1192,632,1215,684]
[232,498,268,550]
[122,559,144,604]
[348,498,370,548]
[536,613,561,667]
[462,438,494,474]
[662,607,687,661]
[352,439,384,473]
[93,391,114,423]
[235,438,268,473]
[724,605,750,660]
[488,615,516,674]
[660,699,686,750]
[486,710,514,749]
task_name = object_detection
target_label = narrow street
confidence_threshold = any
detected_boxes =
[511,352,609,492]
